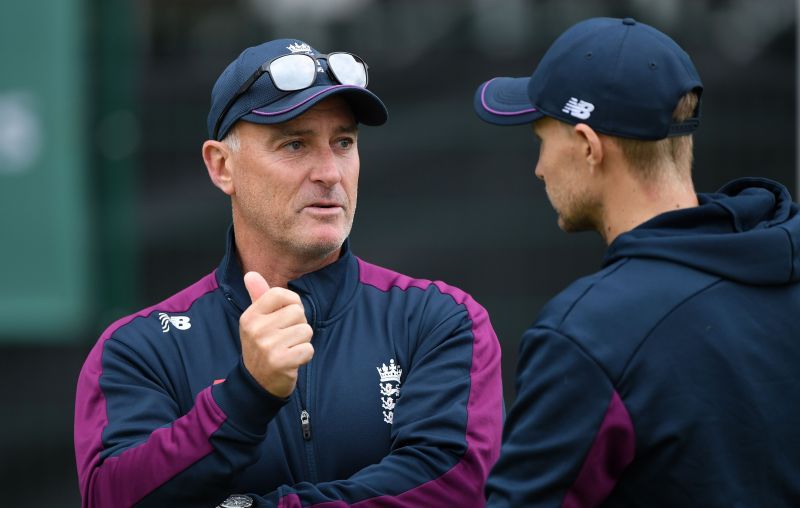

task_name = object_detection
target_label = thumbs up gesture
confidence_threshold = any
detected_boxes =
[239,271,314,398]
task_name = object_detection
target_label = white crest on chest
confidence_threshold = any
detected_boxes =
[377,359,402,424]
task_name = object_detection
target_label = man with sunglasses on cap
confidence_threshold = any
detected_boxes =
[75,39,503,507]
[474,17,800,507]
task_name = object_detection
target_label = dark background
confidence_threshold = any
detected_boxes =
[1,0,796,504]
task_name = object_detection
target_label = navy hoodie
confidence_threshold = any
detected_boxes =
[486,178,800,507]
[74,233,503,507]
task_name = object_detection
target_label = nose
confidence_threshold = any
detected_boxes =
[310,146,343,187]
[534,163,544,181]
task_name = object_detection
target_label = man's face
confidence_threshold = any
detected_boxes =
[532,117,601,233]
[227,96,359,260]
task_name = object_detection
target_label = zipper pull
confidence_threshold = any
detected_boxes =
[300,409,312,441]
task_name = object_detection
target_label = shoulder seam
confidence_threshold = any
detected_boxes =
[529,325,616,384]
[617,277,725,382]
[557,259,630,328]
[102,271,219,340]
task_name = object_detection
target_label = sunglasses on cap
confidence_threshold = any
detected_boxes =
[212,52,369,140]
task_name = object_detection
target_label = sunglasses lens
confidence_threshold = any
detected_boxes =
[328,53,367,87]
[270,55,316,91]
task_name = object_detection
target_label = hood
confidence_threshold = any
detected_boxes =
[604,177,800,285]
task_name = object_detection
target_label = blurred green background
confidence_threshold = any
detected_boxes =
[0,0,796,504]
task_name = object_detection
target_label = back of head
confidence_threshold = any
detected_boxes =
[475,17,703,178]
[612,91,699,179]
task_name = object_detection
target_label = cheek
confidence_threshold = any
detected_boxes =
[342,159,360,200]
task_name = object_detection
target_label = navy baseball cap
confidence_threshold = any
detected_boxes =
[474,17,703,140]
[208,39,388,140]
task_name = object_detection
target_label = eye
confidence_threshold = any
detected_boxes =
[283,140,304,152]
[335,138,355,150]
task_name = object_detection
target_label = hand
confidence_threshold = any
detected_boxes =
[239,271,314,398]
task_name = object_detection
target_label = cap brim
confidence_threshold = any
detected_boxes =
[240,84,388,127]
[474,77,542,126]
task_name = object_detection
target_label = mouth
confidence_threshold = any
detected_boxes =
[303,201,345,214]
[307,200,342,208]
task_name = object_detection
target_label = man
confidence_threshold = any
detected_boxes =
[74,38,503,507]
[474,17,800,507]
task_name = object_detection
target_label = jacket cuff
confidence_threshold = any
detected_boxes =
[211,359,289,436]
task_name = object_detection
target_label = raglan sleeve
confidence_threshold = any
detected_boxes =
[233,286,504,508]
[485,326,636,508]
[74,325,286,508]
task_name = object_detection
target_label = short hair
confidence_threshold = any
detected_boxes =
[222,124,240,152]
[611,91,699,179]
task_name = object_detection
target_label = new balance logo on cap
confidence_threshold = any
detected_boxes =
[562,97,595,120]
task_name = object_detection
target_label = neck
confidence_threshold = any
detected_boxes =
[233,225,341,289]
[599,167,698,245]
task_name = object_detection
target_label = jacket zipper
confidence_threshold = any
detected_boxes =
[231,287,320,482]
[297,293,319,483]
[300,409,311,440]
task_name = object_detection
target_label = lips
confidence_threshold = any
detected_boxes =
[307,200,342,209]
[301,200,346,215]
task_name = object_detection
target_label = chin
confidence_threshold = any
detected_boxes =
[558,215,597,233]
[294,229,347,258]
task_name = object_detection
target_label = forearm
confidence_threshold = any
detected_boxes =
[75,341,283,508]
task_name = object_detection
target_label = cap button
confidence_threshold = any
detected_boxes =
[622,17,636,25]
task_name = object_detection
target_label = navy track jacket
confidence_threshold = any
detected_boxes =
[75,232,503,507]
[486,178,800,507]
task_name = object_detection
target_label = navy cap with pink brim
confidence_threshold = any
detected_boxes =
[473,77,543,126]
[473,18,703,140]
[208,39,388,140]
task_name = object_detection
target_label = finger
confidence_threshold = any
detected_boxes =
[264,341,315,371]
[244,271,270,303]
[256,322,313,349]
[248,287,303,315]
[242,303,307,336]
[287,342,314,366]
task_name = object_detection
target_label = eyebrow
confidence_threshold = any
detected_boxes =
[336,123,359,135]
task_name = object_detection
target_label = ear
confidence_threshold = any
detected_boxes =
[202,139,235,196]
[573,123,604,173]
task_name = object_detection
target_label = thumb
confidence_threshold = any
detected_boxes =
[243,271,270,304]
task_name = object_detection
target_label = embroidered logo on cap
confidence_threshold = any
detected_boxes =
[562,97,595,120]
[287,42,312,54]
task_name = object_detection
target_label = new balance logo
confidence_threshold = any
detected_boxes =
[159,312,191,333]
[562,97,595,120]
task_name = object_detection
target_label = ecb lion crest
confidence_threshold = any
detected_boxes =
[377,359,402,424]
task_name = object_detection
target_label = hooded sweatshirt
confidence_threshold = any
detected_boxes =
[486,177,800,507]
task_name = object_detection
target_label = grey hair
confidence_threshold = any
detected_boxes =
[222,126,240,152]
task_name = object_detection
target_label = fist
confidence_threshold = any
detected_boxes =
[239,271,314,398]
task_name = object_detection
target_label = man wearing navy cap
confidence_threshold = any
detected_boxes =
[475,17,800,506]
[74,39,503,507]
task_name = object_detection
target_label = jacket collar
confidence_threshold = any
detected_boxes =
[217,226,360,323]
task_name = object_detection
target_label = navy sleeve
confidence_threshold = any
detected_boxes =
[486,327,636,508]
[74,332,285,508]
[239,285,504,507]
